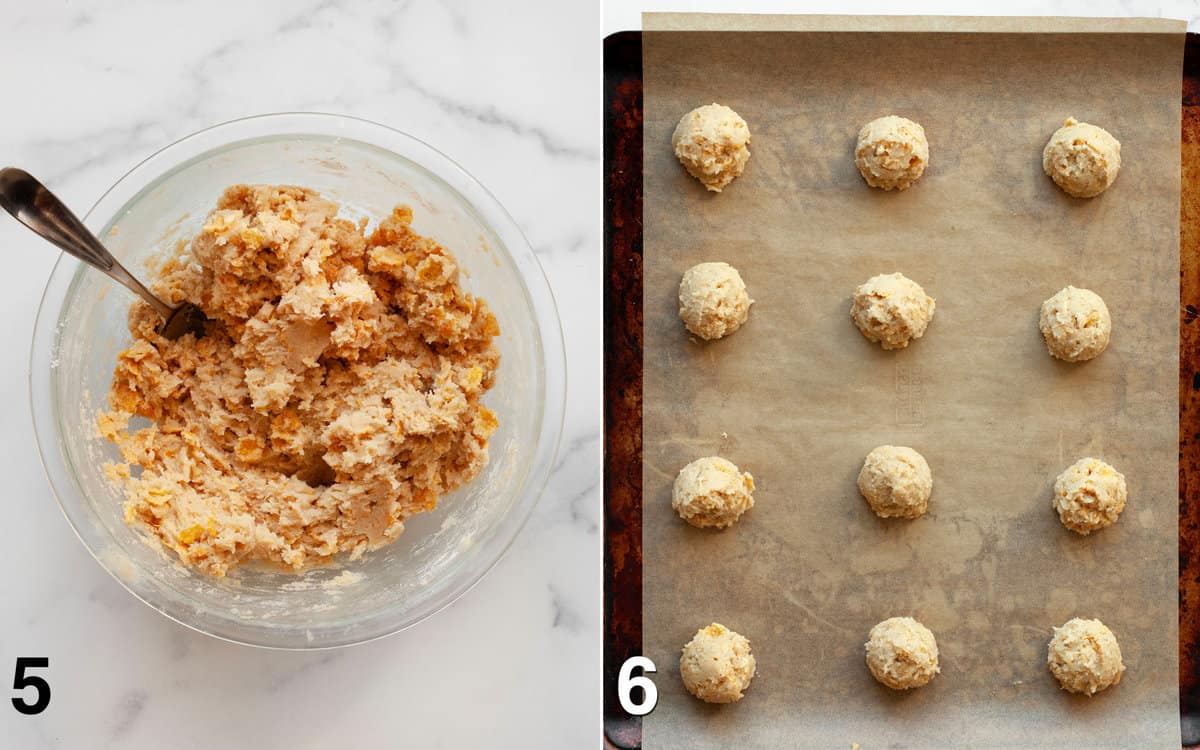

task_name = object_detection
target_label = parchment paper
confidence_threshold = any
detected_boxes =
[641,15,1183,749]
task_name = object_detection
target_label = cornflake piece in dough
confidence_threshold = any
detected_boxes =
[865,616,940,690]
[672,103,751,192]
[680,622,756,703]
[1039,286,1111,362]
[1048,617,1125,695]
[1043,118,1121,198]
[858,446,932,519]
[850,272,935,350]
[672,456,755,529]
[678,262,753,341]
[1053,457,1127,535]
[855,115,929,191]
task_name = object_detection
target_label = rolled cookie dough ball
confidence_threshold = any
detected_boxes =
[865,616,940,690]
[672,103,751,192]
[855,115,929,191]
[680,622,757,703]
[1048,618,1125,695]
[672,456,755,529]
[1053,457,1127,535]
[1039,286,1111,362]
[858,446,932,519]
[850,272,935,350]
[679,262,753,341]
[1043,118,1121,198]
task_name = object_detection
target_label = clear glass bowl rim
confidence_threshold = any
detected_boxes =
[28,112,567,649]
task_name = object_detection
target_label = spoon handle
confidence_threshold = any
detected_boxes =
[0,167,174,319]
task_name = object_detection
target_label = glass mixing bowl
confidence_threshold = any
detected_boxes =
[29,113,565,648]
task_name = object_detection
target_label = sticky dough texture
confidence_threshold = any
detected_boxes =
[1039,286,1111,362]
[678,262,753,340]
[1043,118,1121,198]
[99,185,500,577]
[680,623,757,703]
[865,617,940,690]
[850,272,935,350]
[672,103,751,192]
[1053,457,1127,535]
[672,456,755,529]
[858,446,932,519]
[1048,618,1125,695]
[855,115,929,191]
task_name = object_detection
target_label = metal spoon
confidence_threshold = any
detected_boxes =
[0,167,206,340]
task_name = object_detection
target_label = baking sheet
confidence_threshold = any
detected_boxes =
[641,15,1183,749]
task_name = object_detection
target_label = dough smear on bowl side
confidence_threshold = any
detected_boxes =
[97,184,501,577]
[850,272,935,350]
[672,456,754,529]
[678,261,753,340]
[1042,117,1121,198]
[1039,285,1111,362]
[1053,457,1126,534]
[680,622,756,703]
[865,616,940,689]
[858,445,932,519]
[854,115,929,191]
[672,103,751,192]
[1047,617,1125,695]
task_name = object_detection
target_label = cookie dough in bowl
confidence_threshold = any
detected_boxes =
[100,185,501,578]
[31,114,566,648]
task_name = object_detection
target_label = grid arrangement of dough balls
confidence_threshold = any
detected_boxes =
[667,105,1131,705]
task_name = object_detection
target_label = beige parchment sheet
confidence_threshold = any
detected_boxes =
[641,15,1183,750]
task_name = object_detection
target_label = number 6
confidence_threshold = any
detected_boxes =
[617,656,658,716]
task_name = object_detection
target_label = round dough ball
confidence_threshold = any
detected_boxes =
[850,272,935,350]
[672,456,755,529]
[855,115,929,191]
[1043,118,1121,198]
[865,616,940,690]
[858,446,932,519]
[672,103,751,193]
[678,262,753,341]
[680,622,757,703]
[1047,618,1125,695]
[1053,457,1127,535]
[1039,286,1111,362]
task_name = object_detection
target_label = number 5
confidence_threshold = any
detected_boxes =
[12,657,50,715]
[617,656,658,716]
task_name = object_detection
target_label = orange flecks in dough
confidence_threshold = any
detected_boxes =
[98,185,500,577]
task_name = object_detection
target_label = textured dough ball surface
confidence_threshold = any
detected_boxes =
[672,103,751,192]
[1048,618,1125,695]
[680,622,757,703]
[672,456,755,529]
[1039,286,1111,362]
[1043,118,1121,198]
[855,115,929,191]
[865,617,940,690]
[1053,457,1127,534]
[851,272,935,350]
[679,262,753,341]
[858,446,932,519]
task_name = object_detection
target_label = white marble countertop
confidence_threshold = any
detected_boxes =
[0,1,600,747]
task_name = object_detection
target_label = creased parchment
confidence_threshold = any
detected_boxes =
[642,15,1183,749]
